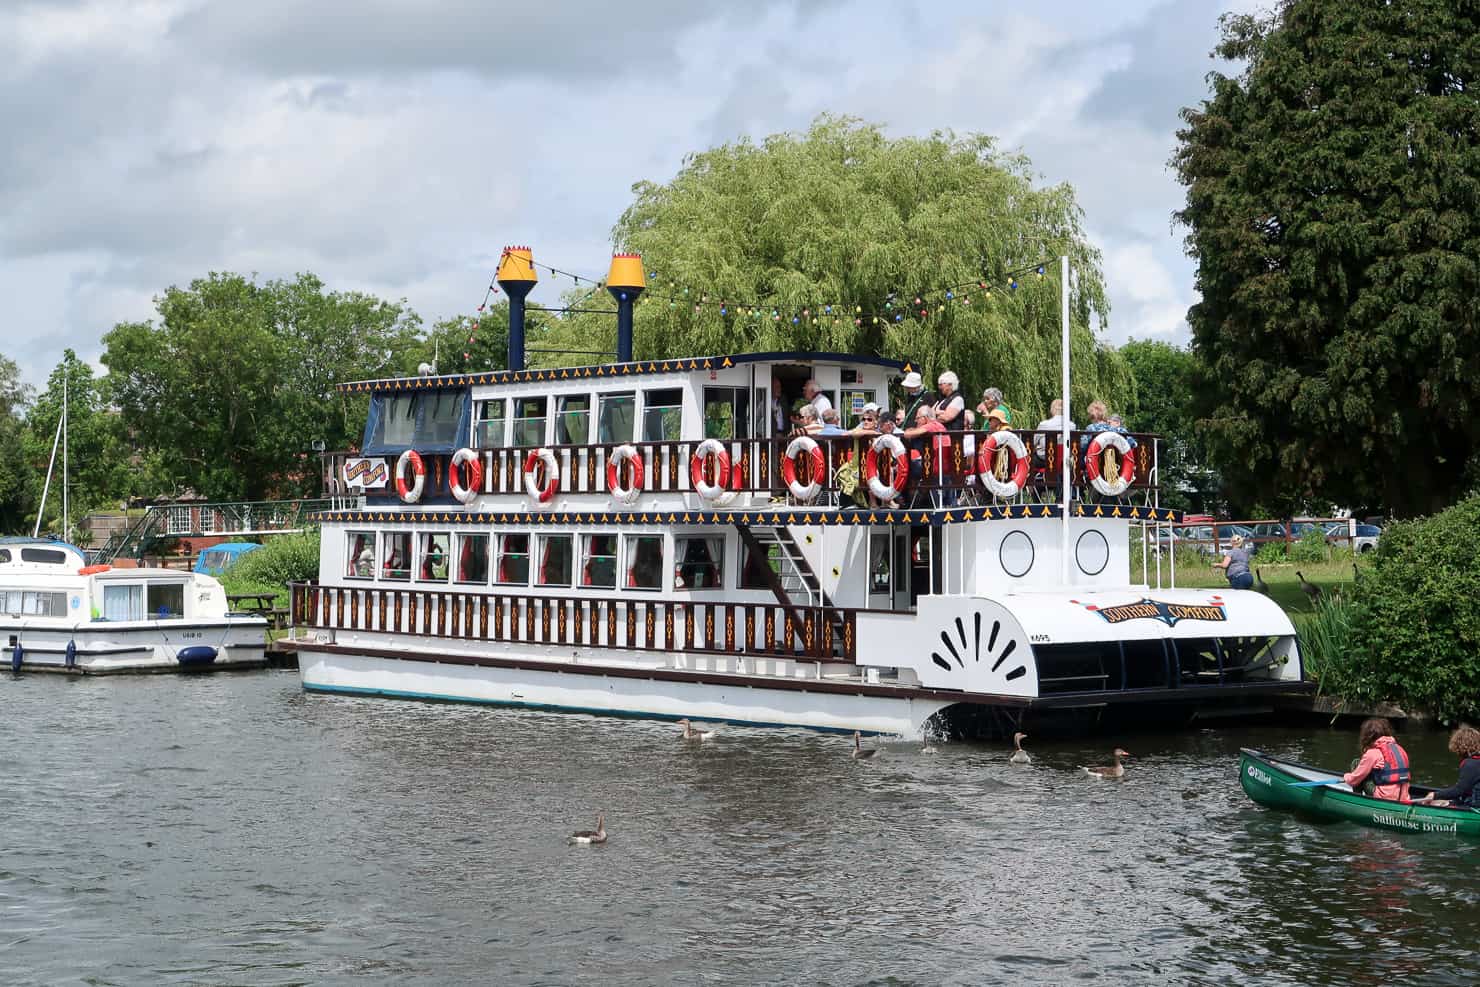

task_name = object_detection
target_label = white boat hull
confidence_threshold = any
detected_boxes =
[298,647,947,736]
[3,617,269,673]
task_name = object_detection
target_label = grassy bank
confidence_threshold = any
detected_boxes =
[1171,558,1364,615]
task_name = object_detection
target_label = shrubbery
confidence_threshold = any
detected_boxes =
[221,530,320,601]
[1287,527,1329,564]
[1322,495,1480,722]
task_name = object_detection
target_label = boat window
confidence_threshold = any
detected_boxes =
[102,583,144,621]
[597,392,635,444]
[840,390,877,430]
[580,534,618,589]
[475,399,506,448]
[20,547,68,565]
[0,549,10,562]
[624,535,664,591]
[417,533,449,582]
[739,542,781,590]
[382,531,411,581]
[455,534,489,584]
[495,534,530,585]
[379,394,417,446]
[423,391,461,446]
[702,387,751,440]
[869,530,891,594]
[511,396,547,448]
[147,583,185,620]
[674,536,724,589]
[1,590,68,617]
[347,531,376,579]
[641,389,684,442]
[537,534,573,587]
[556,395,592,445]
[364,390,472,454]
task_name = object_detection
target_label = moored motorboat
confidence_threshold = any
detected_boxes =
[1239,748,1480,839]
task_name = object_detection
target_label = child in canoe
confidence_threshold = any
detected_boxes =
[1415,725,1480,808]
[1343,717,1412,803]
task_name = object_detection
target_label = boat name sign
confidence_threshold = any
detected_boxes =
[1087,598,1228,627]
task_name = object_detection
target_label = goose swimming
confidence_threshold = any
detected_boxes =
[568,812,607,845]
[677,718,716,741]
[1083,748,1131,779]
[852,731,878,760]
[1009,732,1031,765]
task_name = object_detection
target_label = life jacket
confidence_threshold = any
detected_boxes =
[1370,738,1411,786]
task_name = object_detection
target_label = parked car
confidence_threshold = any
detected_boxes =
[1325,522,1382,553]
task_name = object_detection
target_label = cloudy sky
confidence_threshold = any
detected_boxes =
[1,0,1258,388]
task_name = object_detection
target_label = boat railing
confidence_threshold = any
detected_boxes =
[289,581,861,663]
[351,430,1159,507]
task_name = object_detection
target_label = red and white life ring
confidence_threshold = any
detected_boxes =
[690,438,736,504]
[448,448,483,505]
[1084,431,1136,496]
[522,447,560,505]
[395,449,425,503]
[782,435,827,502]
[976,430,1030,499]
[605,444,644,505]
[864,433,910,502]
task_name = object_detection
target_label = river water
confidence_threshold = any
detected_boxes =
[2,671,1476,986]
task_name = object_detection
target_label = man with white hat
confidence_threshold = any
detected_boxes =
[900,370,934,426]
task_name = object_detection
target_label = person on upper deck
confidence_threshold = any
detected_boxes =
[901,371,934,425]
[1034,398,1077,463]
[976,387,1013,425]
[903,405,951,505]
[1212,534,1253,590]
[1415,725,1480,807]
[816,408,848,436]
[770,375,788,434]
[1343,717,1412,802]
[850,403,881,437]
[791,404,821,437]
[804,379,832,418]
[1080,400,1111,452]
[1107,412,1139,449]
[934,372,966,431]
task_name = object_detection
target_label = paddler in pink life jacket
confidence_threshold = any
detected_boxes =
[1343,717,1412,803]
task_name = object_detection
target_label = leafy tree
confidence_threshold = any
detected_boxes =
[542,116,1131,419]
[1174,2,1480,518]
[0,353,35,533]
[1119,339,1217,512]
[410,301,558,374]
[103,273,421,501]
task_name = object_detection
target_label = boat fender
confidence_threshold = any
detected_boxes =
[78,564,111,575]
[395,449,426,503]
[65,640,76,669]
[690,439,737,504]
[782,435,826,502]
[448,448,483,505]
[1084,432,1136,497]
[605,444,645,505]
[10,641,21,673]
[523,448,561,505]
[177,645,219,667]
[863,434,909,502]
[976,430,1030,499]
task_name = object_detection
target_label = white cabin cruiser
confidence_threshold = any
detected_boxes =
[282,248,1307,736]
[1,538,267,674]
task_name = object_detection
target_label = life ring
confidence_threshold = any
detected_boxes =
[448,448,483,505]
[863,434,910,501]
[976,430,1030,499]
[78,564,111,575]
[395,449,425,503]
[690,438,736,504]
[605,444,644,505]
[523,448,560,505]
[1085,431,1136,496]
[782,435,826,502]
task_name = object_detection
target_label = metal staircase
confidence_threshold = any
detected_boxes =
[92,498,333,564]
[735,523,849,659]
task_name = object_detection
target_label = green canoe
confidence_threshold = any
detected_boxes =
[1239,747,1480,840]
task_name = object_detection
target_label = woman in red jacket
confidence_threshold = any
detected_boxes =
[1342,717,1412,803]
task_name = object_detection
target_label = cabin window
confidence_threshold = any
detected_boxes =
[1,590,67,617]
[417,533,449,582]
[495,534,530,585]
[423,391,461,446]
[580,534,618,589]
[641,388,683,442]
[475,399,506,448]
[382,531,412,581]
[364,390,471,454]
[379,394,417,446]
[537,534,573,587]
[147,583,185,620]
[556,395,591,445]
[347,531,376,579]
[674,536,724,589]
[511,396,547,448]
[739,542,781,590]
[598,392,635,443]
[869,530,891,594]
[624,535,664,590]
[703,387,751,439]
[840,390,877,430]
[20,547,68,565]
[455,534,489,584]
[102,583,144,621]
[0,549,10,562]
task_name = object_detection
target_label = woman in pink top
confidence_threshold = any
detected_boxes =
[1342,717,1412,803]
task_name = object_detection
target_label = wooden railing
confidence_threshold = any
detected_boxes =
[290,582,859,663]
[349,430,1158,506]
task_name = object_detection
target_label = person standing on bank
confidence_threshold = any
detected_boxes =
[1212,534,1253,590]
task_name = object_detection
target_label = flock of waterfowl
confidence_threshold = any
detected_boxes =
[568,724,1133,844]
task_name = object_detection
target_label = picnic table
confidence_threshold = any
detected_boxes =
[227,592,279,614]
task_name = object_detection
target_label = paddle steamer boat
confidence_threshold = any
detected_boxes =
[283,249,1308,735]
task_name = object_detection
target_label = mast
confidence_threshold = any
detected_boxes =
[33,402,63,539]
[1060,254,1071,585]
[62,369,69,544]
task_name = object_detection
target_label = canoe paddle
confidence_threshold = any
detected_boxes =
[1287,778,1344,788]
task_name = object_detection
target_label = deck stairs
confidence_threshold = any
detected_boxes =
[737,523,849,658]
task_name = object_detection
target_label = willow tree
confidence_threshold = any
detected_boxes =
[542,116,1130,421]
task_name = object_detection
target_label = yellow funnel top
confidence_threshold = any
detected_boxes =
[496,245,538,284]
[606,252,646,290]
